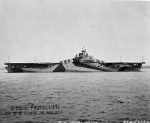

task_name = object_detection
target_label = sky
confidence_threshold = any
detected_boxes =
[0,0,150,68]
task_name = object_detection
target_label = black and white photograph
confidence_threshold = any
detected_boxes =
[0,0,150,123]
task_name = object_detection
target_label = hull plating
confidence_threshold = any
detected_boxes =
[5,48,144,73]
[5,62,142,73]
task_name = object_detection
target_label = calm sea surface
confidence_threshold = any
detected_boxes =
[0,69,150,123]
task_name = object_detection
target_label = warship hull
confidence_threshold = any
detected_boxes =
[5,61,143,73]
[4,48,145,73]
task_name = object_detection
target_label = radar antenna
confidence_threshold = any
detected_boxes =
[82,46,86,53]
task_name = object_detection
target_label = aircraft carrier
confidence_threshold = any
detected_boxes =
[5,48,145,73]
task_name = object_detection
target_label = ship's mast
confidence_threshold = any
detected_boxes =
[120,56,121,62]
[8,56,9,63]
[34,56,36,63]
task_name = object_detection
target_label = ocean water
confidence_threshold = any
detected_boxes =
[0,69,150,123]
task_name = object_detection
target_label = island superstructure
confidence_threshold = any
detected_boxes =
[5,48,145,72]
